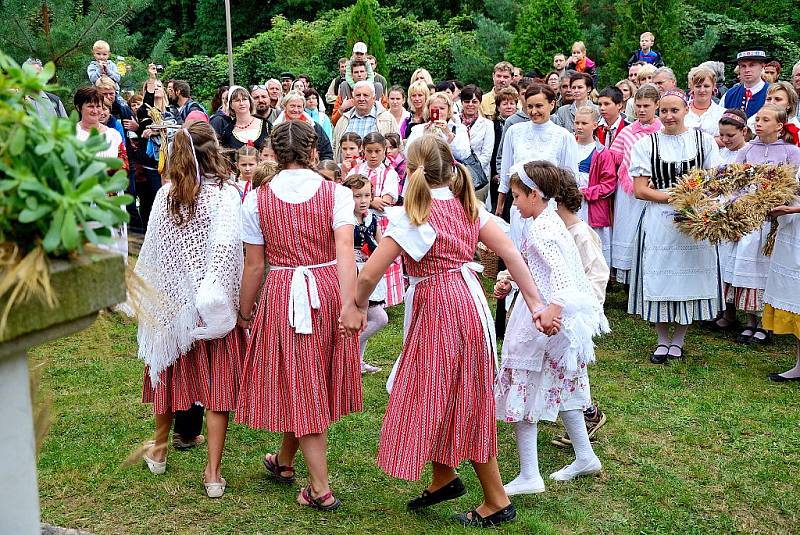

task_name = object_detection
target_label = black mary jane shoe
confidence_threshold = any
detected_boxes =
[704,318,741,334]
[667,344,685,360]
[454,503,517,528]
[768,372,800,383]
[649,344,670,365]
[736,328,756,344]
[749,328,773,346]
[407,477,466,511]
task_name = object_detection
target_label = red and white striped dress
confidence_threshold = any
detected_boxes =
[377,193,496,480]
[143,328,247,413]
[235,179,362,437]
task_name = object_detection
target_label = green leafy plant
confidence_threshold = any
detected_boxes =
[0,52,131,256]
[506,0,581,74]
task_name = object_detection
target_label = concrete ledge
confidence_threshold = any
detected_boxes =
[0,252,125,346]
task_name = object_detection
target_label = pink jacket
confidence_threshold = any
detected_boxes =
[581,149,617,228]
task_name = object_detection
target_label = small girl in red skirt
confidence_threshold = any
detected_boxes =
[346,135,555,527]
[135,121,246,499]
[236,120,363,511]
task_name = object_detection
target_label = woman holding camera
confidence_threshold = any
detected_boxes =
[404,92,470,160]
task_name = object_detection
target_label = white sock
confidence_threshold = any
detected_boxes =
[505,422,544,493]
[550,410,601,481]
[359,306,388,361]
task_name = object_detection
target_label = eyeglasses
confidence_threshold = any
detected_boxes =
[251,85,268,92]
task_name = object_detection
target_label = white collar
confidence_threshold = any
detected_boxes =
[431,186,454,200]
[744,79,765,94]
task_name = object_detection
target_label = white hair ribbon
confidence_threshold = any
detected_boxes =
[183,128,201,184]
[511,161,545,197]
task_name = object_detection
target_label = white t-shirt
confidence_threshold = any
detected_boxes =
[241,168,355,245]
[629,130,720,181]
[76,124,122,159]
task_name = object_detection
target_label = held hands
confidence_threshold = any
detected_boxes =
[339,302,367,336]
[532,304,562,336]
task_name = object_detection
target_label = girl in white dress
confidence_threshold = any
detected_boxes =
[762,184,800,382]
[628,90,722,364]
[494,161,608,496]
[709,109,750,332]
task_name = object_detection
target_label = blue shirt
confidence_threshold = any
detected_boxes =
[347,105,378,138]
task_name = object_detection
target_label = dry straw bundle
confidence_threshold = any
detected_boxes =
[669,163,798,253]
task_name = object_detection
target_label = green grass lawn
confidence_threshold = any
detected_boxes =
[31,284,800,534]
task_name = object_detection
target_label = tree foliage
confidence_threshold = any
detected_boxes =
[603,0,689,86]
[345,0,387,77]
[0,0,152,92]
[506,0,581,75]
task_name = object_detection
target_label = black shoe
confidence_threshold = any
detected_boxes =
[454,503,516,527]
[407,477,466,511]
[749,328,773,346]
[768,372,800,383]
[650,345,670,365]
[736,328,755,344]
[667,344,684,360]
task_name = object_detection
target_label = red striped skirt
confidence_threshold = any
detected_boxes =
[142,327,247,414]
[377,273,497,480]
[235,265,363,437]
[379,218,405,307]
[724,283,765,314]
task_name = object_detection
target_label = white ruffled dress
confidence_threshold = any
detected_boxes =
[495,205,609,424]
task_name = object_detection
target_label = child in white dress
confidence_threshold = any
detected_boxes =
[494,161,609,496]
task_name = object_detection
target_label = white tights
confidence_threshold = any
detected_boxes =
[358,305,388,362]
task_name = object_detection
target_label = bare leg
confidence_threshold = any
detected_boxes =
[470,457,512,518]
[295,432,336,506]
[429,461,458,492]
[264,432,300,480]
[149,411,173,463]
[204,410,228,483]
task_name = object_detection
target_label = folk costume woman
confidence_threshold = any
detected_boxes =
[628,90,722,364]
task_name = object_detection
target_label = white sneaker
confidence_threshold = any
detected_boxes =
[549,456,602,481]
[361,362,382,374]
[503,475,545,496]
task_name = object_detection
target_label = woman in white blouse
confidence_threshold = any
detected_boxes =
[459,84,495,200]
[685,66,725,137]
[496,84,579,217]
[405,92,471,161]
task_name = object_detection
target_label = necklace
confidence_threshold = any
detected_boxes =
[692,102,711,112]
[235,117,255,130]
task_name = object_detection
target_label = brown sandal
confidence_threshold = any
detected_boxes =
[298,485,341,511]
[262,452,296,484]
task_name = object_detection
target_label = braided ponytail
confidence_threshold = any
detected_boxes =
[271,120,318,171]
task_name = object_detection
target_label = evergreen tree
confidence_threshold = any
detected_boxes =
[0,0,151,91]
[345,0,387,78]
[603,0,689,86]
[506,0,581,75]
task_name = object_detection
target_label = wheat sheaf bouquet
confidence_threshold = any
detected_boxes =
[669,163,798,253]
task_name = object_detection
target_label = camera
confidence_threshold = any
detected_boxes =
[156,65,164,73]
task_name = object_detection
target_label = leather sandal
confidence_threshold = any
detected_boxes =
[298,485,341,511]
[263,452,296,484]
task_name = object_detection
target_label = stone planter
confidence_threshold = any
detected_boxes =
[0,252,126,535]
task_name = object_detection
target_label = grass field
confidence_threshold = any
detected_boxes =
[31,284,800,534]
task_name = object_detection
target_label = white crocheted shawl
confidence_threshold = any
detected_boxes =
[135,179,243,384]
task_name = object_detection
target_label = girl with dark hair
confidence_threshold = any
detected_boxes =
[236,120,362,511]
[135,121,245,499]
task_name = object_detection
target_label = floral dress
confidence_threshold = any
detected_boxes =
[495,205,608,423]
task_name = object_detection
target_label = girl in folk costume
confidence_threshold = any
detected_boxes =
[494,162,608,496]
[235,142,258,201]
[708,109,751,332]
[723,105,800,344]
[343,174,387,374]
[348,131,405,306]
[235,120,363,511]
[384,132,407,200]
[135,121,246,498]
[762,171,800,382]
[339,131,363,178]
[628,90,722,364]
[610,84,662,284]
[347,136,550,527]
[745,81,800,139]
